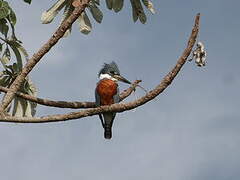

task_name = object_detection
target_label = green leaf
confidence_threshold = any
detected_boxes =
[94,0,100,5]
[9,40,29,59]
[0,1,11,19]
[1,47,10,65]
[130,0,138,22]
[25,101,33,117]
[12,79,36,117]
[8,8,17,26]
[0,74,11,87]
[23,0,32,4]
[88,2,103,23]
[141,0,155,14]
[20,98,28,116]
[130,0,146,24]
[7,40,29,69]
[61,0,74,37]
[23,80,30,93]
[17,44,29,60]
[12,97,24,117]
[5,45,10,57]
[112,0,124,13]
[5,66,13,75]
[77,11,92,35]
[12,97,18,116]
[14,78,37,117]
[6,101,11,112]
[0,43,2,53]
[106,0,113,10]
[12,62,18,72]
[1,55,9,65]
[25,78,37,117]
[61,0,74,21]
[9,43,23,69]
[0,75,9,87]
[41,0,66,24]
[0,19,9,37]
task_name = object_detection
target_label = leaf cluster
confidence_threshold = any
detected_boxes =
[0,64,37,117]
[0,0,37,117]
[41,0,155,36]
[0,0,24,67]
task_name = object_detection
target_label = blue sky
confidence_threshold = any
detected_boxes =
[0,0,239,179]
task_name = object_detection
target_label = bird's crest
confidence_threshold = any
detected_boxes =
[98,61,120,77]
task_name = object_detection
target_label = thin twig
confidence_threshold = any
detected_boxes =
[0,13,200,123]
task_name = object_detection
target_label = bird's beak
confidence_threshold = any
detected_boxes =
[113,75,131,84]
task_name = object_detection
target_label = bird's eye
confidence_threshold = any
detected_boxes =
[110,71,115,74]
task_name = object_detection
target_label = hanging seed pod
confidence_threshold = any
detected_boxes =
[189,42,207,67]
[77,11,92,34]
[141,0,155,14]
[41,0,67,24]
[88,1,103,23]
[112,0,124,13]
[106,0,113,10]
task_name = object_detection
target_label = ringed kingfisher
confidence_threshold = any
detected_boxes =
[95,62,131,139]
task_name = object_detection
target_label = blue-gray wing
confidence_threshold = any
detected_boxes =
[95,87,104,127]
[95,88,101,107]
[113,86,120,103]
[111,87,120,121]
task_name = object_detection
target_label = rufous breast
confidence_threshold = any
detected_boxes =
[96,79,118,105]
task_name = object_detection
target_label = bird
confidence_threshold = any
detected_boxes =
[95,61,131,139]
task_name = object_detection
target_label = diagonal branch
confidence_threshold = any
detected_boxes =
[0,0,90,114]
[0,13,200,123]
[0,80,141,109]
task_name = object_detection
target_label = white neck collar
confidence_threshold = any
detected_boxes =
[99,73,117,81]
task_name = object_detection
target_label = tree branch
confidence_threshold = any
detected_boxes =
[0,13,200,123]
[0,0,90,114]
[0,80,141,109]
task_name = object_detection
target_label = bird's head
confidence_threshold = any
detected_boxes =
[98,61,131,84]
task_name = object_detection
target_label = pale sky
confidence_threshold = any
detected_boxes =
[0,0,239,180]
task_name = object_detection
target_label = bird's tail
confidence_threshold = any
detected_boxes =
[102,112,115,139]
[104,126,112,139]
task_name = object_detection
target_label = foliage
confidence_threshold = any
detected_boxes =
[41,0,155,36]
[0,64,37,117]
[0,0,37,117]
